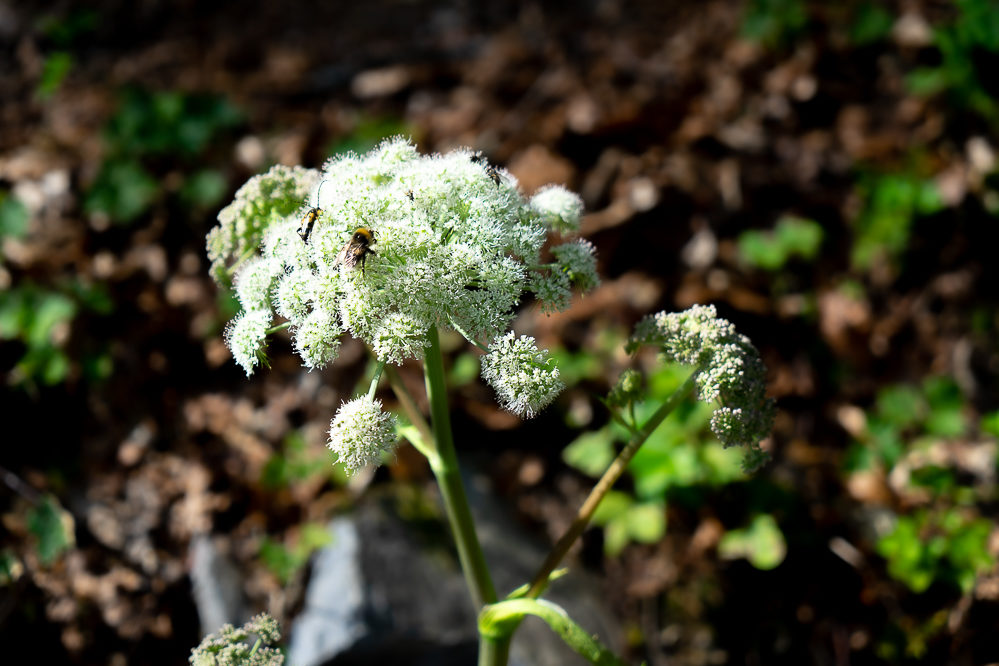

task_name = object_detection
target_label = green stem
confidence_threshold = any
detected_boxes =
[384,365,434,458]
[478,637,511,666]
[265,322,292,335]
[525,368,699,598]
[423,327,497,611]
[486,369,701,663]
[367,360,386,400]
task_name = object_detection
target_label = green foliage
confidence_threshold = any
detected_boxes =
[0,550,21,585]
[0,190,29,243]
[980,410,999,438]
[258,523,332,584]
[326,115,415,157]
[846,376,996,597]
[877,509,993,594]
[0,282,112,388]
[718,513,787,570]
[36,51,72,99]
[847,377,970,471]
[0,285,76,387]
[37,9,98,47]
[181,169,228,209]
[85,88,242,224]
[741,0,808,49]
[590,491,666,556]
[33,8,98,99]
[260,431,346,489]
[848,2,894,45]
[850,171,943,272]
[563,364,747,554]
[448,351,480,387]
[737,216,824,271]
[908,0,999,122]
[84,160,159,224]
[27,495,75,565]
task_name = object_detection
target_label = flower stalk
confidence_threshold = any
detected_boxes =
[422,327,497,611]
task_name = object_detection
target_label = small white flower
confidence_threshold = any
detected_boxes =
[293,309,342,369]
[529,185,584,233]
[224,308,272,376]
[328,396,398,473]
[480,332,564,418]
[234,256,281,313]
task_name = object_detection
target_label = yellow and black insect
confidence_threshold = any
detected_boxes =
[298,180,329,243]
[471,153,502,186]
[297,207,321,243]
[335,227,377,273]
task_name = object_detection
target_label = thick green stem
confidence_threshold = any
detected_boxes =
[478,637,511,666]
[423,327,498,613]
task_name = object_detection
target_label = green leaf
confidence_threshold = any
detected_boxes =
[590,490,633,526]
[0,192,29,239]
[36,51,73,99]
[875,384,925,430]
[718,514,787,570]
[563,428,616,478]
[624,502,666,544]
[448,352,479,387]
[980,410,999,438]
[850,3,894,45]
[181,169,227,208]
[922,377,966,437]
[27,496,75,565]
[84,159,158,224]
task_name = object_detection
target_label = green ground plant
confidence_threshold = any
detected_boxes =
[86,88,241,224]
[844,377,997,656]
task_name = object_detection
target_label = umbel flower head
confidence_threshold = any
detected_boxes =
[629,304,775,469]
[208,138,597,419]
[328,396,399,473]
[189,613,283,666]
[480,332,564,418]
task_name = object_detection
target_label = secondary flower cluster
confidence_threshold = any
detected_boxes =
[189,613,283,666]
[629,304,774,468]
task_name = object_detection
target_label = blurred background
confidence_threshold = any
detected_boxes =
[2,0,998,664]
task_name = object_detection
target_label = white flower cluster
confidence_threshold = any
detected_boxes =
[209,138,596,418]
[480,332,564,418]
[189,613,283,666]
[529,184,584,234]
[327,396,399,473]
[630,305,774,462]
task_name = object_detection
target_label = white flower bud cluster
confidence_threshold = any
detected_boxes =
[223,309,271,376]
[529,184,584,233]
[630,305,774,460]
[189,613,283,666]
[207,165,319,283]
[327,396,398,473]
[480,332,564,418]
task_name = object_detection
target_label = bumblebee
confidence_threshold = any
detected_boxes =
[297,207,322,243]
[335,227,377,272]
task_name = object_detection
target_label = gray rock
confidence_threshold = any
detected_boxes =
[287,467,620,666]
